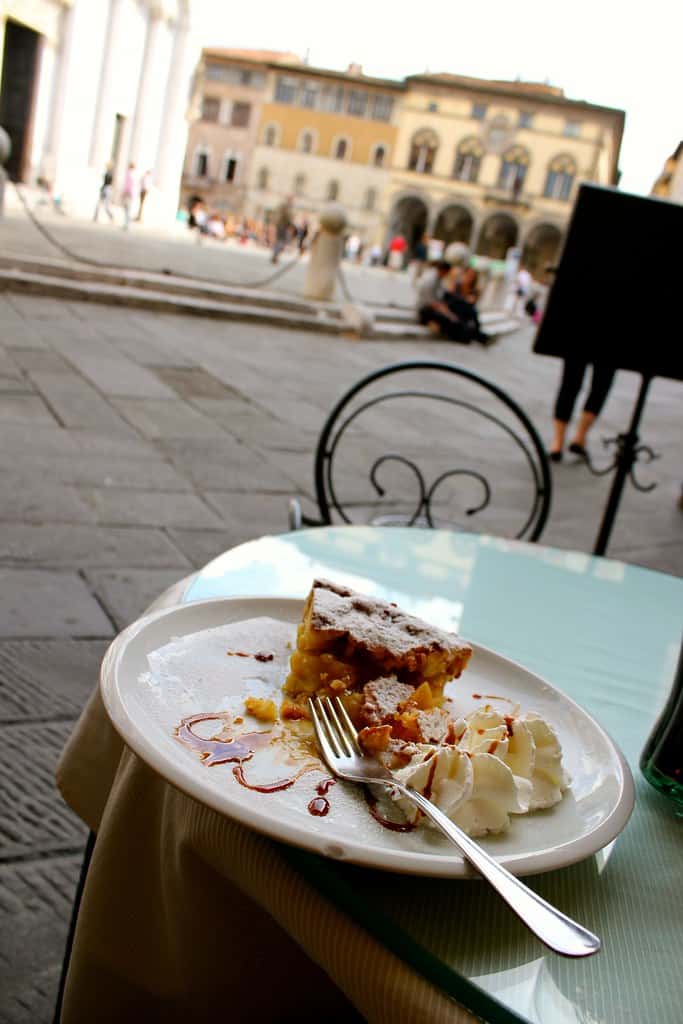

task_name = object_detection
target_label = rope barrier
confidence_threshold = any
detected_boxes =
[336,263,413,312]
[10,182,301,291]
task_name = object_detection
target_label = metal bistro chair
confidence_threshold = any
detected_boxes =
[289,361,552,541]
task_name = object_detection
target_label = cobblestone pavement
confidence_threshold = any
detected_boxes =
[0,265,681,1021]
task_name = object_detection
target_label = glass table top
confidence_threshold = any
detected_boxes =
[183,527,683,1024]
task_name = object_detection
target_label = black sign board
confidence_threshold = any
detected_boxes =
[534,184,683,382]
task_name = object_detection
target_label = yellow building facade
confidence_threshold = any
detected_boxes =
[180,49,300,214]
[385,75,624,275]
[246,62,402,237]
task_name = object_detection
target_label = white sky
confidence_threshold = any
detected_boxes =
[193,0,682,195]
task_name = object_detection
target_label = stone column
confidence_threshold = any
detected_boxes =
[304,204,347,301]
[89,0,124,169]
[44,1,77,195]
[155,5,192,193]
[127,4,164,168]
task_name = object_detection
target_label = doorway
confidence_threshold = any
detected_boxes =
[0,19,41,180]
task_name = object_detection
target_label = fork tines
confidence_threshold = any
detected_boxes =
[309,695,361,763]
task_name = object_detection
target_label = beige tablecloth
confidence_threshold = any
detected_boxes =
[56,589,477,1022]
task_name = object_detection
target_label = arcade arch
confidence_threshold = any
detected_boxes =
[433,204,474,246]
[476,212,518,259]
[387,194,429,249]
[522,222,563,279]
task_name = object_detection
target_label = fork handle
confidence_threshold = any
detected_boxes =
[393,783,600,958]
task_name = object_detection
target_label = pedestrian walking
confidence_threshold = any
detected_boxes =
[93,163,114,222]
[410,233,429,280]
[271,196,293,263]
[296,216,309,254]
[121,163,137,230]
[136,169,151,222]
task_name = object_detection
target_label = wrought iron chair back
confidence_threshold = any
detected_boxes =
[290,361,552,542]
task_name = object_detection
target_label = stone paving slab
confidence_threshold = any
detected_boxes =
[165,527,252,569]
[84,569,189,629]
[0,570,114,638]
[0,720,88,860]
[6,348,71,372]
[0,525,191,570]
[192,397,319,452]
[159,436,299,494]
[203,491,293,537]
[155,365,238,400]
[0,854,82,1024]
[0,393,57,423]
[0,640,107,721]
[50,349,176,400]
[110,396,228,439]
[0,350,26,381]
[82,487,224,529]
[29,369,142,436]
[0,451,193,491]
[0,474,96,524]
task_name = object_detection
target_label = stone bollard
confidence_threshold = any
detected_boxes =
[304,202,347,301]
[0,126,11,219]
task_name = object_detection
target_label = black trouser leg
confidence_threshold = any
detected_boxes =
[583,364,616,416]
[553,358,587,422]
[418,306,470,343]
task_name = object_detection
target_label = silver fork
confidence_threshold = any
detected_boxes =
[310,695,600,958]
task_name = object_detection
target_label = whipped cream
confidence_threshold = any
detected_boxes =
[390,706,568,837]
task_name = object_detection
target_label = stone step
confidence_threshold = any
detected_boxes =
[0,268,347,333]
[0,253,332,318]
[0,262,524,341]
[0,268,431,340]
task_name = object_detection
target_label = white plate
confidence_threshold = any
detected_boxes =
[100,597,635,878]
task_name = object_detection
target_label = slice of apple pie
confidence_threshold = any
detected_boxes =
[284,578,472,719]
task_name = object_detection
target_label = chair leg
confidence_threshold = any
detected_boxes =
[288,497,303,531]
[53,830,96,1024]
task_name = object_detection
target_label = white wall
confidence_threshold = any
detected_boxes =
[3,0,202,225]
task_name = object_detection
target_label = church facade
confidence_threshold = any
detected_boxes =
[0,0,194,224]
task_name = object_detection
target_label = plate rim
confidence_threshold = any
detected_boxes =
[100,595,636,879]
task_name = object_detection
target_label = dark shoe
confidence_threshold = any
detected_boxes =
[548,450,563,463]
[568,442,588,458]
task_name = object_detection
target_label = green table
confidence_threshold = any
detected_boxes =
[183,526,682,1024]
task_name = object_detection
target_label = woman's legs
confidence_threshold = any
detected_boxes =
[550,359,586,456]
[569,365,616,447]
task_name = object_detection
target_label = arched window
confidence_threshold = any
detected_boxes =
[193,147,210,177]
[453,137,484,183]
[543,154,577,201]
[334,137,349,160]
[294,173,306,196]
[408,129,438,174]
[299,130,315,154]
[257,167,269,190]
[364,187,377,211]
[263,123,279,146]
[498,145,530,195]
[372,144,386,168]
[327,180,340,200]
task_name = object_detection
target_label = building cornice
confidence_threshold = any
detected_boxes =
[406,73,625,122]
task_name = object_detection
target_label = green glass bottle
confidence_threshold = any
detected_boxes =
[640,641,683,813]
